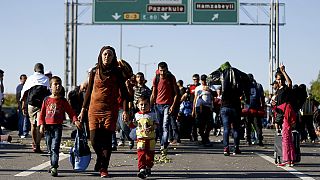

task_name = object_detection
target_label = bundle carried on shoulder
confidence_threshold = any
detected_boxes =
[118,59,133,80]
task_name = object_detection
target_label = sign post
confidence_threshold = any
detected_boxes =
[192,0,238,25]
[93,0,189,24]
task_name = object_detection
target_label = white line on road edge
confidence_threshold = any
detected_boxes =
[14,152,69,177]
[256,153,315,180]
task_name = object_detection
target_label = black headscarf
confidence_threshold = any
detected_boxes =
[96,46,118,80]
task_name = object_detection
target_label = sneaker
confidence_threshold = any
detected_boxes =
[129,141,134,149]
[50,167,58,177]
[277,162,289,167]
[137,169,147,179]
[170,140,179,145]
[20,135,26,139]
[233,147,241,155]
[223,147,230,156]
[289,162,294,167]
[146,168,151,176]
[118,141,124,146]
[100,168,109,178]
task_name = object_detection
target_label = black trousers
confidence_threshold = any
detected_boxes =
[90,128,113,170]
[245,116,263,143]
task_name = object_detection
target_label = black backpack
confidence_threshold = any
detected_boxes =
[27,85,51,108]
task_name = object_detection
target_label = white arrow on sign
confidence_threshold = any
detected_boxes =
[211,13,219,21]
[161,13,170,20]
[112,13,121,20]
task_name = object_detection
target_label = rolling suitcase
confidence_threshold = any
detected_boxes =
[274,130,301,164]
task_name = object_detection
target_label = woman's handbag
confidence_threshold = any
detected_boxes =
[69,122,91,171]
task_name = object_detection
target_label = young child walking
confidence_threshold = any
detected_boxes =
[38,76,81,176]
[126,96,158,179]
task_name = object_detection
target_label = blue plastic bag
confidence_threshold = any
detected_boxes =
[129,128,137,141]
[69,122,91,171]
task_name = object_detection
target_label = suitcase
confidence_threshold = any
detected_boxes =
[274,130,301,164]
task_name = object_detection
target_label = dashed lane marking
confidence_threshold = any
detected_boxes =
[14,153,69,177]
[256,152,315,180]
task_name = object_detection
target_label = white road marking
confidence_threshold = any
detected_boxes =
[256,153,315,180]
[14,153,69,177]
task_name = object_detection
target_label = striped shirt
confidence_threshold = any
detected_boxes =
[133,85,151,107]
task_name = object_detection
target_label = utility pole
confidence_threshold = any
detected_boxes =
[140,62,156,80]
[64,0,70,93]
[128,44,153,72]
[269,0,280,94]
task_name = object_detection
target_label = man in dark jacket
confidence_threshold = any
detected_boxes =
[207,62,250,156]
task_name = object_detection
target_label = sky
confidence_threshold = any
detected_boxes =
[0,0,319,94]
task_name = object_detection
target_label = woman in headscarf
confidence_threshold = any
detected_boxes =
[78,46,129,177]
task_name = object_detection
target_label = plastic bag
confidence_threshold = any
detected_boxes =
[69,122,91,171]
[129,128,137,141]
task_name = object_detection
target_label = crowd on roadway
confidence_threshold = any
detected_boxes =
[1,45,320,178]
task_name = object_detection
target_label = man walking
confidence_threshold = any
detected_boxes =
[150,62,180,157]
[20,63,50,153]
[208,62,250,156]
[16,74,30,138]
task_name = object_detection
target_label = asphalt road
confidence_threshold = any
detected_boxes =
[0,127,319,180]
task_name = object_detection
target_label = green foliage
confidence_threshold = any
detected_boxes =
[310,70,320,102]
[3,93,18,107]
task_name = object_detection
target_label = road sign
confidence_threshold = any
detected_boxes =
[192,0,239,24]
[93,0,189,24]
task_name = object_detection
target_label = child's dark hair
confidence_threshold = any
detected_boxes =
[50,76,62,85]
[138,95,150,104]
[136,72,144,77]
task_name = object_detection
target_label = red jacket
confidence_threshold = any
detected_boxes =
[39,97,77,125]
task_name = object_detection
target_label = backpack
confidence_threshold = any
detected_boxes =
[249,82,263,109]
[179,100,192,116]
[221,67,250,103]
[27,85,50,108]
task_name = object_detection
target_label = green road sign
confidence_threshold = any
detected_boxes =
[93,0,189,24]
[192,0,238,24]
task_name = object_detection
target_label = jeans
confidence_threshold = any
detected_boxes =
[168,115,179,142]
[118,109,132,142]
[220,107,240,148]
[155,104,173,148]
[18,107,30,136]
[45,124,62,168]
[245,116,263,143]
[195,106,213,143]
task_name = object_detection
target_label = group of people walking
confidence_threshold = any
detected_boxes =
[7,45,320,178]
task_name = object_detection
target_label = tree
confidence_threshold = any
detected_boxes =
[310,71,320,102]
[3,93,17,107]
